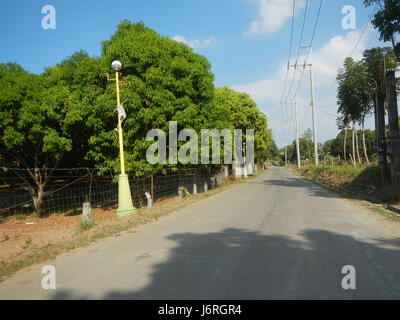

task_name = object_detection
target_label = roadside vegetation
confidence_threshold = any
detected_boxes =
[296,164,400,202]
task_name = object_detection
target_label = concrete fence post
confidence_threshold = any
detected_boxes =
[82,201,92,223]
[178,187,184,199]
[193,183,197,194]
[145,192,152,209]
[224,165,229,179]
[204,181,208,192]
[233,160,240,179]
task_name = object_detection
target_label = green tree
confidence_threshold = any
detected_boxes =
[336,57,374,165]
[364,0,400,61]
[0,63,76,215]
[214,86,271,165]
[42,51,107,169]
[321,129,376,163]
[302,129,313,160]
[265,133,280,161]
[89,20,224,174]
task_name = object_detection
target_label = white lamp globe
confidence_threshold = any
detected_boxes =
[111,60,122,71]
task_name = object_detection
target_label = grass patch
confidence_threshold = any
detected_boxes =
[77,220,95,233]
[14,213,27,220]
[22,237,33,250]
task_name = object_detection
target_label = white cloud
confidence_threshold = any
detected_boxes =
[172,35,216,49]
[244,0,305,37]
[231,28,373,146]
[233,29,371,103]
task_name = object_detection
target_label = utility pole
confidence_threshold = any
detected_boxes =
[377,59,388,180]
[386,69,400,183]
[288,46,319,165]
[308,47,319,166]
[284,144,288,166]
[374,89,385,183]
[285,100,301,169]
[295,99,301,170]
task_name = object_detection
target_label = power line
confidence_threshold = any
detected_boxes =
[318,108,338,118]
[289,0,323,103]
[279,0,297,147]
[285,0,323,165]
[316,3,378,104]
[305,0,323,63]
[284,0,310,104]
[294,0,310,67]
[280,0,297,104]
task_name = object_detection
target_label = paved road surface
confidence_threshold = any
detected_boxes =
[1,167,400,299]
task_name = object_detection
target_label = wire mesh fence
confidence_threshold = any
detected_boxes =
[0,167,229,217]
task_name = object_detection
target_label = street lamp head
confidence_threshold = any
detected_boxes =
[111,60,122,71]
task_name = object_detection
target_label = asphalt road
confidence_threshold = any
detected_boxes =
[1,167,400,299]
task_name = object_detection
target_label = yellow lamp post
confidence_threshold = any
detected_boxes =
[110,60,136,218]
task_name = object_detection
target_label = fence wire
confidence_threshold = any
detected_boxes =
[0,167,229,216]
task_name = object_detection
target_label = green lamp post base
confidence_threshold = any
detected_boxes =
[116,174,136,218]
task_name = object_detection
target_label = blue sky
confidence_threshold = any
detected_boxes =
[0,0,386,148]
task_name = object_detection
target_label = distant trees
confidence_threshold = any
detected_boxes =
[336,57,374,165]
[302,129,313,160]
[321,129,376,164]
[336,47,399,167]
[265,135,280,161]
[285,129,317,163]
[214,86,271,165]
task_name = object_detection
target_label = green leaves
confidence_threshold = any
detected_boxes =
[336,57,373,127]
[363,0,400,61]
[42,129,72,155]
[214,86,271,163]
[3,126,24,149]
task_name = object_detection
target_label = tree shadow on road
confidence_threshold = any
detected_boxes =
[49,227,400,300]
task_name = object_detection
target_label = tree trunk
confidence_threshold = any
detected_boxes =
[386,70,400,183]
[362,121,370,164]
[33,182,45,217]
[377,85,387,171]
[355,124,361,164]
[349,153,354,166]
[352,122,356,167]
